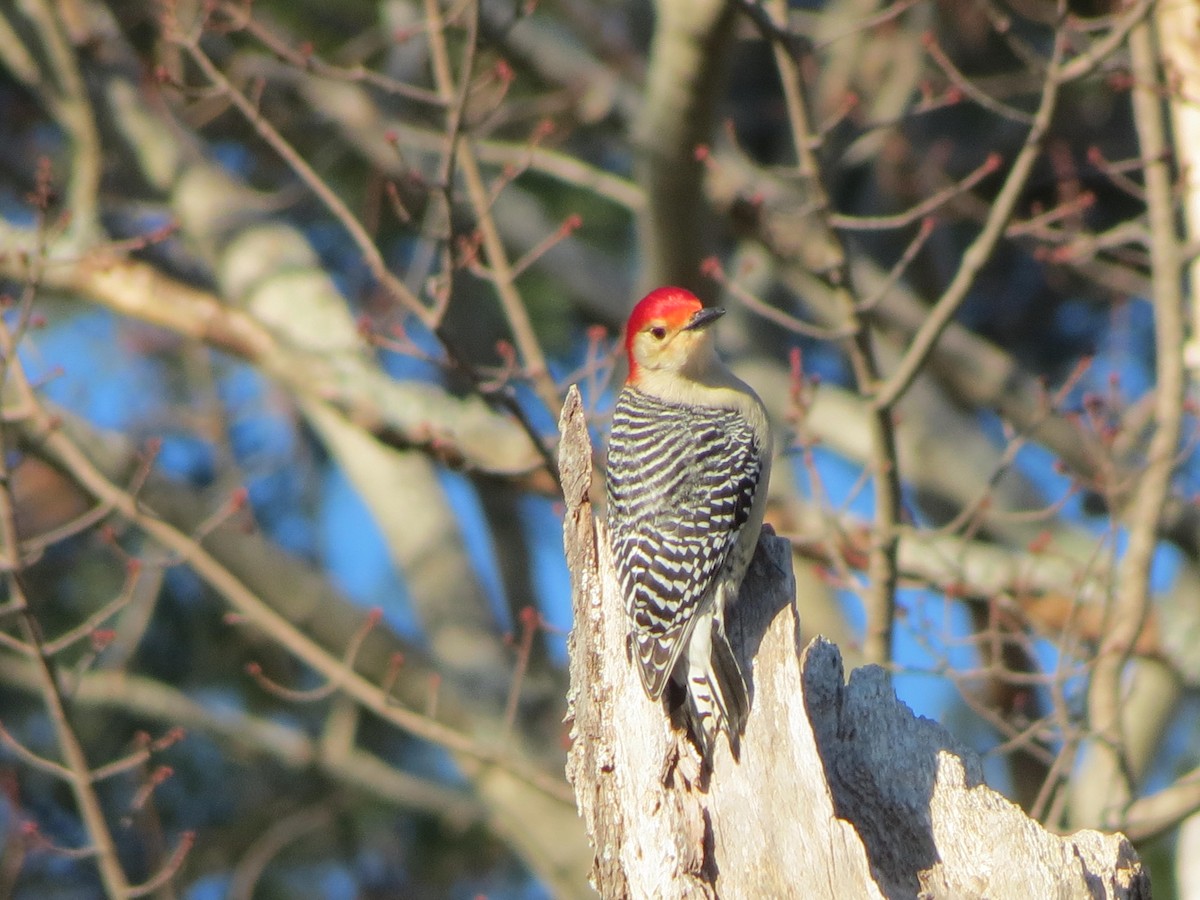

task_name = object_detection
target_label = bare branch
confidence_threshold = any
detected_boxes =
[1080,19,1186,829]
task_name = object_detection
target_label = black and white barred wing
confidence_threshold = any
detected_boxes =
[605,389,763,700]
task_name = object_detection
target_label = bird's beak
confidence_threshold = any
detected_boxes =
[683,307,725,331]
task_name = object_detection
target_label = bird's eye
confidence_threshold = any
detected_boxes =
[649,326,667,341]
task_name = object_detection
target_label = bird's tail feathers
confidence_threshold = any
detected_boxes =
[683,620,748,764]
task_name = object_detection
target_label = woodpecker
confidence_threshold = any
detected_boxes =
[605,286,772,762]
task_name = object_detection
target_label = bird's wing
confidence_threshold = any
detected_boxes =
[606,391,762,699]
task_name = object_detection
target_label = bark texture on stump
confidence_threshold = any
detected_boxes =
[559,385,1149,899]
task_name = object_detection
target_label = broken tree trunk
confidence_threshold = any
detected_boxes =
[558,385,1149,899]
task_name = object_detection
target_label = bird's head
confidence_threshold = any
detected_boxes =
[624,287,725,385]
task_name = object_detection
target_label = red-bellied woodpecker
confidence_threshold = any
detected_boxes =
[604,286,772,762]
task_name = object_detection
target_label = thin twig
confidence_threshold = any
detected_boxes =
[855,217,936,313]
[90,729,185,783]
[829,154,1001,232]
[245,609,382,703]
[923,32,1036,125]
[0,720,72,780]
[126,831,196,899]
[215,1,444,106]
[501,606,539,748]
[1057,0,1154,83]
[704,257,852,340]
[41,565,142,656]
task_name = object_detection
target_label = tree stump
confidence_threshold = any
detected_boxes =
[558,385,1149,899]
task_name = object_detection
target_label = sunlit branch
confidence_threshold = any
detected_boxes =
[1083,18,1186,829]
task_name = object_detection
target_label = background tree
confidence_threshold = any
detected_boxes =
[0,0,1195,896]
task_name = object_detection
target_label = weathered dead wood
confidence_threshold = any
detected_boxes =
[559,385,1149,899]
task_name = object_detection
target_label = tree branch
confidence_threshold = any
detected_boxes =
[1078,17,1187,829]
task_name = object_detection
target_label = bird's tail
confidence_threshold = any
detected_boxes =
[682,618,749,764]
